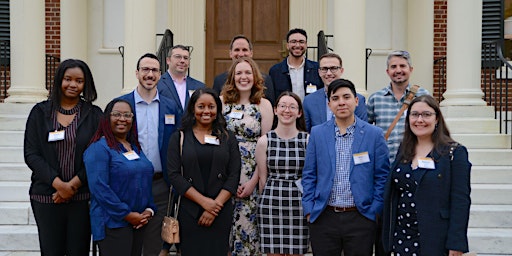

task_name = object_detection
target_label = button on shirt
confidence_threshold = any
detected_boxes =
[134,89,162,173]
[288,57,305,100]
[328,121,356,208]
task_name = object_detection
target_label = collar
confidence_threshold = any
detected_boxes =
[384,83,411,96]
[287,56,305,70]
[133,88,160,104]
[334,118,356,137]
[168,70,187,83]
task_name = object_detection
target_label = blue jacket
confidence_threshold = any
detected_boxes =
[118,91,181,185]
[157,71,205,115]
[269,58,323,99]
[382,145,471,254]
[302,117,390,223]
[303,88,368,132]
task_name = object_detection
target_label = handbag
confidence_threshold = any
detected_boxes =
[161,131,184,244]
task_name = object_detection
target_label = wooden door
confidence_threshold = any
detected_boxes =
[205,0,290,87]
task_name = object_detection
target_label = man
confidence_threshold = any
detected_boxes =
[118,53,181,256]
[367,50,429,163]
[302,79,389,256]
[303,52,367,132]
[158,45,205,115]
[212,34,275,104]
[269,28,323,101]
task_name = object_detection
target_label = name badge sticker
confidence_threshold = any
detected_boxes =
[306,84,317,94]
[204,135,220,145]
[48,130,65,142]
[165,114,176,125]
[353,151,370,165]
[229,110,244,119]
[417,157,435,169]
[123,150,140,160]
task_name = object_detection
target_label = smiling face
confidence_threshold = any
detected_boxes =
[110,101,133,140]
[194,93,217,128]
[275,95,302,126]
[167,48,190,75]
[229,38,253,60]
[61,67,85,101]
[408,101,438,140]
[328,87,358,121]
[234,61,254,93]
[386,56,413,86]
[319,57,344,86]
[136,57,161,92]
[287,32,307,58]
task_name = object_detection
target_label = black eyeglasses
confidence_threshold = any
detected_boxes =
[319,66,341,73]
[139,67,160,75]
[409,111,435,119]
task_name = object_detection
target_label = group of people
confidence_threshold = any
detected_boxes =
[23,28,472,256]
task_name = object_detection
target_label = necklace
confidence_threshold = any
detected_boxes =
[58,101,82,115]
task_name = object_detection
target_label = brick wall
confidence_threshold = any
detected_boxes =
[433,0,447,101]
[46,0,60,57]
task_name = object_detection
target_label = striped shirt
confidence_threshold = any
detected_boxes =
[367,84,429,162]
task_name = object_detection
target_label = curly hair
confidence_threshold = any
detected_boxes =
[220,57,266,104]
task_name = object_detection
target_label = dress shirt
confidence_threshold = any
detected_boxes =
[169,71,187,109]
[133,89,162,173]
[328,121,356,207]
[288,57,305,100]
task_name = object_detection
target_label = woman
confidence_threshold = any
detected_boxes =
[167,88,241,255]
[221,57,274,255]
[382,95,472,256]
[23,59,102,255]
[256,92,309,256]
[84,99,156,255]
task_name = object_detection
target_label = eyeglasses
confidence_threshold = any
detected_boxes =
[139,67,160,75]
[170,54,190,61]
[111,111,134,120]
[277,104,299,111]
[409,111,436,119]
[288,40,306,45]
[319,66,342,73]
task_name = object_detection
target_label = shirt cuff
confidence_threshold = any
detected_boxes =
[145,208,154,216]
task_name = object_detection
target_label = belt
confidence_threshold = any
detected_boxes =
[153,172,163,180]
[327,205,358,213]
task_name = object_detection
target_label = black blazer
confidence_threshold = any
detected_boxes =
[167,129,241,218]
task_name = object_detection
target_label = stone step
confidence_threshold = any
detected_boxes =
[0,163,31,181]
[0,181,30,202]
[446,118,500,134]
[441,106,496,119]
[472,166,512,184]
[452,133,512,149]
[468,149,512,166]
[0,146,23,163]
[0,225,39,251]
[471,184,512,205]
[468,228,512,255]
[0,202,34,225]
[0,103,35,115]
[0,115,28,131]
[469,205,512,228]
[0,130,24,147]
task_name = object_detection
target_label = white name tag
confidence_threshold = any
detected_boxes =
[417,157,435,169]
[306,84,317,94]
[48,130,65,142]
[204,135,220,145]
[229,110,244,119]
[123,150,140,160]
[294,178,303,194]
[165,114,175,125]
[353,152,370,165]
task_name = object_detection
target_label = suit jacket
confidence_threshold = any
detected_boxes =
[157,71,205,115]
[269,58,323,99]
[212,71,276,105]
[382,145,471,254]
[118,91,181,185]
[303,88,368,132]
[302,117,390,223]
[167,129,241,219]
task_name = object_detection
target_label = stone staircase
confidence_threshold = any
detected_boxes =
[0,103,511,255]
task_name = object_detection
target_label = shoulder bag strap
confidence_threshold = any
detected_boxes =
[384,84,420,140]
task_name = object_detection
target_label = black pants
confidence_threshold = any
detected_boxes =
[98,226,146,256]
[31,200,91,256]
[309,208,376,256]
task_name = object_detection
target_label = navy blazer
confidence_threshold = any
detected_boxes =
[303,88,368,132]
[118,91,181,185]
[302,117,390,223]
[157,71,205,115]
[269,58,323,99]
[212,71,276,105]
[382,145,471,254]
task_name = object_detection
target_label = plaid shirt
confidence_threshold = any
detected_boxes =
[367,84,429,162]
[328,121,356,208]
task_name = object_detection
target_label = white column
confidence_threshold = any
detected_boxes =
[6,0,48,103]
[122,0,157,93]
[332,0,367,95]
[441,0,486,106]
[60,0,88,60]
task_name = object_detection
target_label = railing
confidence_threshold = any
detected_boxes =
[0,40,9,102]
[45,55,60,97]
[433,56,447,102]
[156,29,174,75]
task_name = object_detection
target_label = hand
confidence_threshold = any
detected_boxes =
[52,192,69,204]
[124,212,150,229]
[306,214,310,223]
[198,211,215,227]
[237,181,256,198]
[52,178,76,200]
[448,250,463,256]
[201,197,223,216]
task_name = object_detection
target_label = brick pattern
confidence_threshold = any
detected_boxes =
[46,0,60,57]
[433,0,447,101]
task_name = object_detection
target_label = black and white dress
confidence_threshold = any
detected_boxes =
[258,131,309,254]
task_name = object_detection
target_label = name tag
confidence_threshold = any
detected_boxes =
[295,178,303,194]
[417,157,435,169]
[204,135,220,145]
[306,83,317,94]
[165,114,175,125]
[228,110,244,119]
[188,90,195,97]
[123,150,140,160]
[353,152,370,165]
[48,130,65,142]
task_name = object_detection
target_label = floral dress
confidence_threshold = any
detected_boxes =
[224,103,262,256]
